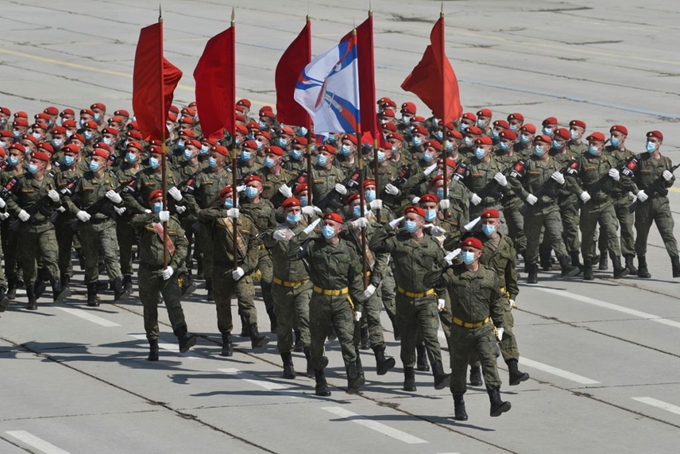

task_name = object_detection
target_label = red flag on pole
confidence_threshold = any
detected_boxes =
[400,17,463,124]
[194,26,236,138]
[132,22,182,142]
[276,19,311,127]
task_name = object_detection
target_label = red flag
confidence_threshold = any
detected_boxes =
[275,20,311,127]
[132,22,183,142]
[194,26,236,138]
[401,17,463,124]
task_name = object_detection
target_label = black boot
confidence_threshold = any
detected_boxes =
[205,279,213,302]
[570,250,583,271]
[303,347,323,377]
[403,366,416,392]
[239,315,249,337]
[672,256,680,278]
[432,360,452,390]
[373,346,396,376]
[558,255,580,278]
[356,353,365,380]
[637,255,651,278]
[60,273,71,290]
[453,393,468,421]
[147,338,159,361]
[360,325,370,350]
[0,288,8,312]
[539,247,553,271]
[123,275,133,294]
[220,332,233,357]
[281,352,296,379]
[526,263,538,284]
[346,361,365,394]
[488,388,511,417]
[293,330,303,352]
[51,278,71,303]
[97,281,109,293]
[7,279,17,301]
[86,282,100,307]
[416,345,430,372]
[174,325,197,353]
[583,259,594,281]
[598,254,609,271]
[624,254,638,274]
[26,285,37,310]
[612,256,629,279]
[469,366,483,386]
[112,277,130,302]
[249,324,270,349]
[507,358,530,386]
[33,278,47,300]
[314,369,331,396]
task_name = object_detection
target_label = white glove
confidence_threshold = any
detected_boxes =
[470,193,482,205]
[0,212,9,221]
[273,228,293,241]
[159,210,170,223]
[57,206,66,212]
[439,199,450,210]
[370,199,383,211]
[636,190,648,202]
[227,208,239,219]
[525,194,538,205]
[161,266,174,280]
[334,183,348,195]
[444,248,461,265]
[114,206,126,216]
[389,216,404,230]
[411,196,420,205]
[144,209,152,214]
[236,185,247,193]
[437,299,446,311]
[429,225,446,237]
[608,168,620,181]
[663,170,674,182]
[303,218,321,234]
[354,311,362,322]
[76,210,90,222]
[232,267,245,281]
[176,205,187,214]
[362,284,376,300]
[551,171,565,185]
[0,198,5,209]
[509,299,516,308]
[105,190,122,204]
[494,172,507,187]
[278,183,293,198]
[580,191,591,203]
[352,217,369,229]
[384,183,399,196]
[302,205,321,216]
[47,189,60,202]
[424,163,438,176]
[496,327,505,341]
[168,186,182,201]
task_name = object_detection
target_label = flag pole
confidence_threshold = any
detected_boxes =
[230,7,238,271]
[159,5,169,268]
[368,8,381,224]
[353,28,368,290]
[439,5,450,219]
[305,15,313,207]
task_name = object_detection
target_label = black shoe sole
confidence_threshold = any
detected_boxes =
[377,357,396,376]
[509,372,530,386]
[0,296,9,312]
[490,402,511,417]
[434,374,451,390]
[54,288,72,303]
[179,335,197,353]
[251,337,270,349]
[454,415,468,421]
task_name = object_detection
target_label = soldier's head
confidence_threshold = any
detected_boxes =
[91,103,106,123]
[258,107,275,129]
[480,209,501,238]
[498,129,516,153]
[507,113,524,132]
[0,106,10,128]
[321,212,344,240]
[476,109,493,130]
[7,143,25,167]
[586,132,606,156]
[403,206,426,235]
[101,127,119,148]
[345,193,368,220]
[429,174,450,201]
[63,119,78,138]
[34,114,50,130]
[148,190,164,213]
[339,134,358,157]
[410,125,428,150]
[147,145,164,171]
[79,109,95,128]
[316,144,336,168]
[90,147,109,173]
[379,108,396,126]
[552,128,570,152]
[294,183,309,206]
[28,151,50,176]
[519,124,536,146]
[61,144,80,168]
[436,158,457,178]
[609,125,628,149]
[276,127,295,149]
[0,131,14,151]
[82,120,100,143]
[124,141,143,164]
[211,145,229,170]
[569,120,586,142]
[12,117,29,138]
[43,106,59,126]
[460,236,483,266]
[282,197,302,226]
[181,139,200,162]
[400,102,416,125]
[492,120,509,141]
[219,185,238,209]
[534,135,551,158]
[108,115,125,131]
[255,130,271,154]
[377,97,396,114]
[419,193,440,223]
[474,136,493,160]
[463,126,482,149]
[290,137,307,162]
[264,146,284,169]
[21,134,39,154]
[420,141,440,166]
[376,145,392,165]
[49,127,67,150]
[645,130,663,153]
[459,112,477,133]
[444,130,462,154]
[60,109,75,125]
[542,117,558,137]
[244,175,263,201]
[237,99,251,116]
[386,132,405,154]
[240,140,258,164]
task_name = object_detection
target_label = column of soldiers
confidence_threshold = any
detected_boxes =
[0,98,678,420]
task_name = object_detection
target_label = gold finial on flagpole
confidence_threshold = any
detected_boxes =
[440,0,444,18]
[158,4,162,22]
[231,7,235,26]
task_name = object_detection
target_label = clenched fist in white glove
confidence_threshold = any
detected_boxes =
[444,248,461,265]
[362,284,376,300]
[0,212,9,221]
[411,196,420,205]
[232,267,245,281]
[303,218,321,235]
[0,198,5,209]
[47,189,60,202]
[159,210,170,223]
[302,205,321,216]
[352,217,369,229]
[369,199,383,211]
[551,171,565,185]
[354,311,362,322]
[389,216,404,230]
[273,228,293,241]
[105,190,122,204]
[278,183,293,198]
[526,194,538,205]
[175,205,187,214]
[470,193,482,206]
[424,163,438,176]
[227,208,239,219]
[76,210,90,222]
[494,172,508,187]
[429,225,446,237]
[496,327,505,341]
[114,206,126,216]
[168,186,182,201]
[608,168,620,181]
[439,199,450,210]
[334,183,348,195]
[437,299,446,311]
[161,266,174,280]
[636,190,648,202]
[663,170,674,182]
[384,183,399,196]
[580,191,591,203]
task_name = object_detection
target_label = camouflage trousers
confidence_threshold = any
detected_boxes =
[138,264,187,340]
[354,284,386,349]
[17,223,60,289]
[309,292,357,370]
[634,196,678,258]
[599,197,635,257]
[449,322,502,394]
[116,217,137,277]
[396,293,443,367]
[559,200,581,253]
[213,264,258,334]
[55,217,77,279]
[78,220,122,284]
[271,280,311,353]
[580,200,621,259]
[524,205,568,265]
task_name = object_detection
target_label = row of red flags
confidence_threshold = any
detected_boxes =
[132,14,463,145]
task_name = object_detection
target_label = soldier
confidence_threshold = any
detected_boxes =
[494,130,526,257]
[1,143,27,299]
[514,124,536,159]
[458,136,507,220]
[629,130,679,278]
[567,119,588,156]
[369,206,451,392]
[310,144,346,207]
[258,145,294,202]
[427,236,511,420]
[282,137,308,174]
[131,190,197,361]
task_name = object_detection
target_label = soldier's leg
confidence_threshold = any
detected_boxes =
[294,283,312,348]
[380,269,399,338]
[523,210,545,266]
[417,297,443,365]
[579,206,598,260]
[159,269,187,332]
[653,198,679,258]
[331,296,358,367]
[309,295,331,370]
[272,284,295,353]
[55,221,74,282]
[449,327,471,395]
[544,210,569,259]
[79,224,101,285]
[116,220,135,280]
[3,223,20,292]
[364,291,385,349]
[634,203,654,258]
[504,203,526,256]
[99,224,123,280]
[235,274,258,326]
[257,251,276,331]
[499,307,519,362]
[616,201,635,257]
[17,229,38,291]
[138,266,162,341]
[396,294,417,367]
[213,266,235,335]
[562,202,581,254]
[601,204,622,257]
[475,324,502,389]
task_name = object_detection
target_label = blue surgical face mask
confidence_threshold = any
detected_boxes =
[391,145,398,153]
[94,113,101,122]
[352,205,366,219]
[102,137,113,146]
[291,149,302,161]
[340,144,352,155]
[400,115,412,125]
[286,212,301,224]
[445,140,454,151]
[276,137,288,147]
[509,124,519,132]
[246,133,255,141]
[327,135,337,145]
[200,144,210,155]
[79,118,85,128]
[245,186,259,199]
[404,220,418,233]
[458,123,467,133]
[434,130,444,141]
[474,147,486,159]
[240,151,252,162]
[610,136,621,147]
[12,130,22,139]
[176,140,186,150]
[52,138,63,148]
[570,128,579,140]
[153,202,163,213]
[436,188,445,200]
[412,137,423,147]
[258,120,267,130]
[316,154,328,167]
[376,151,386,163]
[7,156,19,167]
[492,130,500,139]
[224,198,234,209]
[298,127,308,137]
[149,157,160,169]
[89,160,100,172]
[84,131,94,141]
[183,149,194,161]
[464,136,474,147]
[365,190,376,203]
[264,157,275,168]
[646,141,657,152]
[125,152,137,163]
[62,155,75,167]
[520,134,531,144]
[499,141,510,151]
[255,140,264,150]
[534,145,546,157]
[542,127,553,137]
[208,157,218,168]
[552,140,564,150]
[482,224,496,237]
[476,119,486,128]
[422,152,433,163]
[321,225,336,239]
[300,196,308,207]
[425,208,437,222]
[588,146,599,156]
[27,163,39,174]
[461,250,476,265]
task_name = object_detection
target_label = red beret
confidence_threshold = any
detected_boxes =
[92,148,110,160]
[62,119,77,128]
[102,127,119,136]
[404,206,426,218]
[378,97,396,108]
[586,132,606,142]
[475,136,493,145]
[244,174,263,185]
[542,117,558,126]
[186,139,201,149]
[411,125,429,136]
[462,112,477,121]
[647,130,663,140]
[127,130,143,140]
[235,105,246,114]
[382,122,397,133]
[31,122,46,131]
[507,113,524,122]
[381,109,396,118]
[22,134,39,146]
[128,121,140,131]
[243,140,259,150]
[94,142,111,152]
[292,137,308,146]
[80,109,95,117]
[282,197,301,208]
[534,135,551,144]
[114,109,130,118]
[179,116,194,125]
[520,124,536,134]
[464,126,483,136]
[430,174,445,186]
[182,107,196,117]
[0,107,11,116]
[493,120,510,129]
[499,129,517,140]
[71,134,86,144]
[554,128,571,141]
[148,190,163,202]
[237,98,252,108]
[0,130,13,138]
[32,151,51,162]
[83,120,98,130]
[167,112,178,122]
[9,143,26,153]
[279,126,295,136]
[477,109,493,118]
[324,212,344,223]
[424,140,442,151]
[461,237,483,250]
[35,112,51,121]
[0,148,4,158]
[127,141,143,151]
[179,129,196,138]
[419,193,439,204]
[387,132,405,142]
[293,183,308,195]
[346,193,361,205]
[401,102,417,114]
[446,130,463,140]
[14,118,29,127]
[91,102,106,111]
[61,108,75,116]
[481,208,500,219]
[363,179,376,188]
[570,120,587,130]
[259,109,275,119]
[235,124,248,135]
[219,185,233,198]
[213,145,229,157]
[15,111,28,118]
[38,142,54,154]
[61,144,80,154]
[256,130,271,141]
[235,114,247,124]
[610,125,628,136]
[342,134,358,145]
[52,126,66,135]
[259,105,273,114]
[319,144,336,155]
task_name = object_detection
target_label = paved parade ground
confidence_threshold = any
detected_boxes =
[2,0,680,452]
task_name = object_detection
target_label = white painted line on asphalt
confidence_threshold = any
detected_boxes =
[632,397,680,416]
[56,307,120,327]
[535,287,680,329]
[321,406,428,445]
[520,357,600,385]
[128,335,200,359]
[218,368,297,393]
[6,431,71,454]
